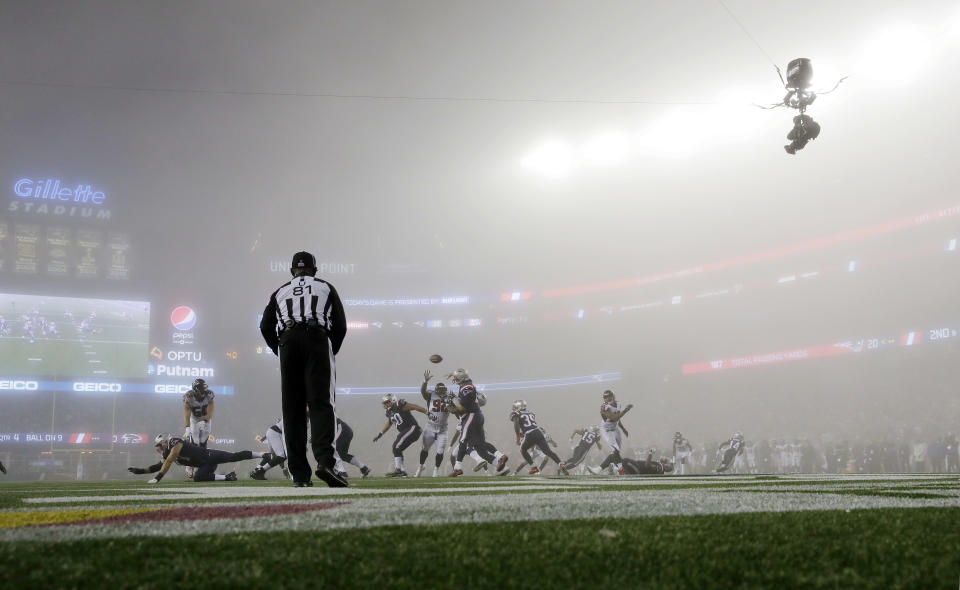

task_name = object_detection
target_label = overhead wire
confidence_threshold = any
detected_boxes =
[0,78,722,106]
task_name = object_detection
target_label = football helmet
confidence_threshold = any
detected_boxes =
[512,400,526,412]
[589,425,600,434]
[733,431,744,440]
[154,432,170,452]
[674,431,683,440]
[450,368,470,384]
[435,382,447,395]
[381,394,397,408]
[193,378,207,391]
[602,389,615,403]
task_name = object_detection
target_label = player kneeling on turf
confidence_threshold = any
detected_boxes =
[129,433,270,483]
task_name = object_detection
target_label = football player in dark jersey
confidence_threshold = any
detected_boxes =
[510,401,567,475]
[622,448,673,475]
[128,433,269,483]
[715,432,745,473]
[373,395,428,477]
[446,368,508,476]
[334,417,371,478]
[0,459,6,475]
[564,426,603,471]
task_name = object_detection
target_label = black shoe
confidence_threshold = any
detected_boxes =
[249,469,266,480]
[360,466,371,478]
[336,471,348,478]
[315,466,349,488]
[294,480,314,487]
[224,471,237,481]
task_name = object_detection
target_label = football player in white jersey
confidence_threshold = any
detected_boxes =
[250,417,290,480]
[673,432,694,475]
[182,378,215,478]
[587,390,633,475]
[417,370,452,477]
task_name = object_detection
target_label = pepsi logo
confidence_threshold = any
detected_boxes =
[170,306,197,331]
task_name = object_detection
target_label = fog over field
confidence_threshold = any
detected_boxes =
[1,0,959,476]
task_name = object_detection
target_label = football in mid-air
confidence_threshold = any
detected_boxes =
[429,354,443,364]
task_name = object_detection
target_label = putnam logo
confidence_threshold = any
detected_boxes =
[170,306,197,331]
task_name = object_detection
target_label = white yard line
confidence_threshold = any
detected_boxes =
[5,486,960,543]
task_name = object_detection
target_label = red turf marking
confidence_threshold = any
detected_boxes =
[44,502,348,527]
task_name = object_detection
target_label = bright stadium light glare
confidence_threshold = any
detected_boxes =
[581,132,632,166]
[857,25,934,85]
[636,108,712,157]
[520,140,575,178]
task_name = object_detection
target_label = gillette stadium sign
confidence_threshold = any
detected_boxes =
[10,177,112,220]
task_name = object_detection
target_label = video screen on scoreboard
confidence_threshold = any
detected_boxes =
[0,292,150,379]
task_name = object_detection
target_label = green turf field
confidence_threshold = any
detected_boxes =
[0,293,149,378]
[2,474,959,589]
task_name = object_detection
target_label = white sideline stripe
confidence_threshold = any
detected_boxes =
[22,485,578,504]
[6,486,960,543]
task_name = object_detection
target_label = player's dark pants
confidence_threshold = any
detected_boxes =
[193,449,254,482]
[393,426,422,457]
[457,413,497,463]
[622,457,664,475]
[279,325,337,483]
[600,449,622,469]
[564,442,592,468]
[521,429,562,465]
[716,448,739,472]
[335,421,355,463]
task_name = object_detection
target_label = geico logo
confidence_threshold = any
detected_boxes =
[73,382,122,392]
[167,351,202,362]
[0,380,39,391]
[154,384,192,394]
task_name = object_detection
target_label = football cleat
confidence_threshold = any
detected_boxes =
[414,464,425,478]
[282,468,290,479]
[249,469,266,480]
[384,469,407,478]
[473,461,488,473]
[617,466,625,475]
[448,469,464,477]
[558,463,570,475]
[336,471,348,479]
[528,466,540,475]
[586,466,602,475]
[360,466,371,478]
[294,480,313,487]
[315,466,348,488]
[496,455,509,472]
[225,471,238,481]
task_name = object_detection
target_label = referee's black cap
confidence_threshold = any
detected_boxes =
[291,251,317,272]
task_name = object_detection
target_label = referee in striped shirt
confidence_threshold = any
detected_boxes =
[260,251,348,488]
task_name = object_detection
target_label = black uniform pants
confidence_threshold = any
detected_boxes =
[520,429,561,465]
[279,325,336,482]
[457,412,497,463]
[335,421,355,463]
[193,449,253,482]
[564,442,592,468]
[393,426,422,457]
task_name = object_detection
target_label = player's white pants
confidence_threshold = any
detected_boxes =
[265,429,286,458]
[422,428,449,454]
[600,428,621,453]
[189,416,211,445]
[675,451,692,475]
